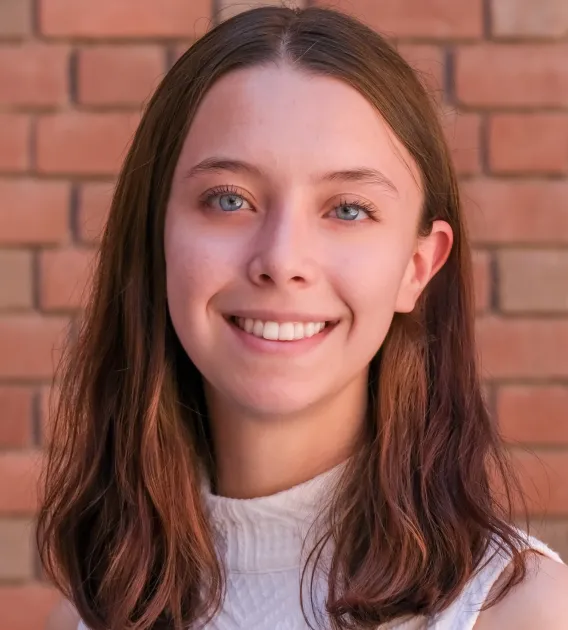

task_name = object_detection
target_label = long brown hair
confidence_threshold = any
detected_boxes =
[37,6,528,630]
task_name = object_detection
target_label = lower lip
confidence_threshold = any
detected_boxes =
[225,317,337,356]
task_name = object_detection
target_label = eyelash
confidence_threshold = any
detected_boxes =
[336,196,379,221]
[199,185,380,222]
[199,184,243,209]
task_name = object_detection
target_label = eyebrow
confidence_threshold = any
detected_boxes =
[320,167,398,196]
[184,157,399,196]
[184,157,262,180]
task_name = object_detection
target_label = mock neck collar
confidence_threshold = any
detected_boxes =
[202,462,345,573]
[201,459,426,629]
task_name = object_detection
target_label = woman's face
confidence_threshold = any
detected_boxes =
[165,64,451,418]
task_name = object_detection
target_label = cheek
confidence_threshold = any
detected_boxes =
[164,214,239,310]
[164,223,235,365]
[332,236,411,318]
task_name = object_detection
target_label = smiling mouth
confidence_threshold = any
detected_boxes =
[227,316,337,341]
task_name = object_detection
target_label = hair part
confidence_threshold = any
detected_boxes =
[37,6,528,630]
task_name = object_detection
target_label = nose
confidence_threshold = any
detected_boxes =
[246,209,318,288]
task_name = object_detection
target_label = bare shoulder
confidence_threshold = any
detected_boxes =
[475,554,568,630]
[45,599,81,630]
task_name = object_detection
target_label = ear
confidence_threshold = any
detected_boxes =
[394,220,453,313]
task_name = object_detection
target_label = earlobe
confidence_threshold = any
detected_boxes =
[394,220,453,313]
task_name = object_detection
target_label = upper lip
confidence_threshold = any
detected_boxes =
[225,309,338,323]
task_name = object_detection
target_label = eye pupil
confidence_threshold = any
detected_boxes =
[219,194,243,212]
[337,205,359,221]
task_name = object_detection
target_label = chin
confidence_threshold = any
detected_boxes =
[216,378,322,419]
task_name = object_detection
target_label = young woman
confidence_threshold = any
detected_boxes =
[39,6,568,630]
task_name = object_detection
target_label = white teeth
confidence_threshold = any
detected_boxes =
[252,319,264,337]
[233,317,328,341]
[262,321,279,340]
[278,322,295,341]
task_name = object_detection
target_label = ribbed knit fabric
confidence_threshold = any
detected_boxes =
[78,462,563,630]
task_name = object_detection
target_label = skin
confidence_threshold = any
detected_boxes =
[46,64,568,629]
[475,554,568,629]
[164,64,452,500]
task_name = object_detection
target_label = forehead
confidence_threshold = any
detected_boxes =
[178,64,421,196]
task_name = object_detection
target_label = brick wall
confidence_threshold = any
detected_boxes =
[0,0,566,627]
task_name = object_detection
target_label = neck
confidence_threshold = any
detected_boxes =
[205,372,368,499]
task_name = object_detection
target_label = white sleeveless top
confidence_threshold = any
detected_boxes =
[77,462,563,630]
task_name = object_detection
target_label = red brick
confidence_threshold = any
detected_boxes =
[0,518,35,580]
[0,249,33,309]
[0,0,32,37]
[172,42,193,64]
[0,585,60,630]
[442,109,481,175]
[37,112,140,175]
[218,0,305,21]
[39,385,59,446]
[0,387,33,448]
[78,182,114,243]
[0,315,69,379]
[489,114,568,174]
[472,249,490,313]
[40,248,96,310]
[40,0,211,38]
[511,449,568,516]
[527,520,568,565]
[0,179,70,245]
[492,0,568,37]
[498,386,568,445]
[78,45,165,106]
[477,317,568,379]
[499,250,568,313]
[481,381,493,410]
[0,44,68,106]
[0,114,30,172]
[398,44,445,98]
[0,451,42,514]
[456,44,568,107]
[462,179,568,245]
[314,0,483,38]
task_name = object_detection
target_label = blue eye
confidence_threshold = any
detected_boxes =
[200,186,251,212]
[218,193,245,212]
[333,203,373,221]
